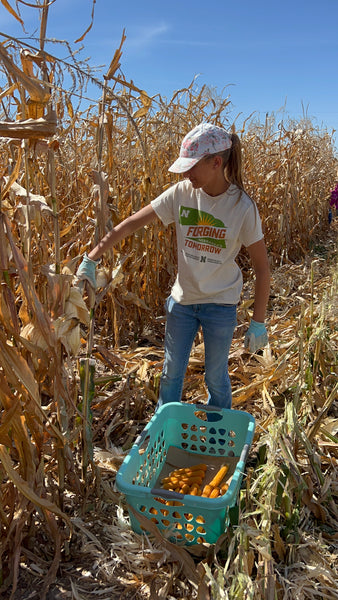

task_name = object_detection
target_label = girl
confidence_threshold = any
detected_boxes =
[77,123,270,410]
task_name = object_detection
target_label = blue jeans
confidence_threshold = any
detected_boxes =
[158,296,237,410]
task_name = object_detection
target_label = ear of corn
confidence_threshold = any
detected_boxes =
[209,465,229,489]
[209,487,221,498]
[202,484,213,497]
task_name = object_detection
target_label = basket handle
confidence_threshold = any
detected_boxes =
[194,403,222,412]
[134,430,150,453]
[239,442,251,465]
[150,487,183,500]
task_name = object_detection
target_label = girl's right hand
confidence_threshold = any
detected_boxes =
[76,254,98,289]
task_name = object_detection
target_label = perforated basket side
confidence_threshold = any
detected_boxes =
[116,427,167,493]
[158,402,255,460]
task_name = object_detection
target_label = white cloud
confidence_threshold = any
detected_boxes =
[127,23,169,51]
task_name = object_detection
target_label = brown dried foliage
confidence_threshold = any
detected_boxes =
[0,8,337,600]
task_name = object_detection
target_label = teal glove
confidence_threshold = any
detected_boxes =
[244,319,268,352]
[76,253,99,289]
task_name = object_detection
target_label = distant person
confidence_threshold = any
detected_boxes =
[76,123,270,411]
[329,183,338,223]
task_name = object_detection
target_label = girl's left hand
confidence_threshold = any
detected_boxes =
[244,319,268,352]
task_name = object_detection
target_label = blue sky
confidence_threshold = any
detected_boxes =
[0,0,337,148]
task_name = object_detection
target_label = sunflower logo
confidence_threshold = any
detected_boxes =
[179,206,227,248]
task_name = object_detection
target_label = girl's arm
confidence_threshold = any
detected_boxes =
[88,204,159,261]
[246,238,270,322]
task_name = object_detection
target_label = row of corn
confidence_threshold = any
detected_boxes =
[160,463,229,498]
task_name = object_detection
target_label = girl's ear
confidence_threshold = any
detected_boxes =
[214,155,223,169]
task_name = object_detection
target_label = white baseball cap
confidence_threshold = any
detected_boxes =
[168,123,232,173]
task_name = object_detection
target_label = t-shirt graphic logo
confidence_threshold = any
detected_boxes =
[179,205,227,249]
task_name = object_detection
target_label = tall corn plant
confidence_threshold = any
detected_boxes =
[0,8,160,596]
[0,5,97,596]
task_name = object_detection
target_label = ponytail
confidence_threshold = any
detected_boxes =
[207,132,245,192]
[224,133,244,190]
[215,133,256,215]
[226,133,257,219]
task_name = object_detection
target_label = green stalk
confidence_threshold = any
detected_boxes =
[79,357,96,479]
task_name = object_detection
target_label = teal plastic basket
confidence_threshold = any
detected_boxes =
[116,402,255,545]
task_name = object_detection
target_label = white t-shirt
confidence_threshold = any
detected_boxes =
[151,180,263,305]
